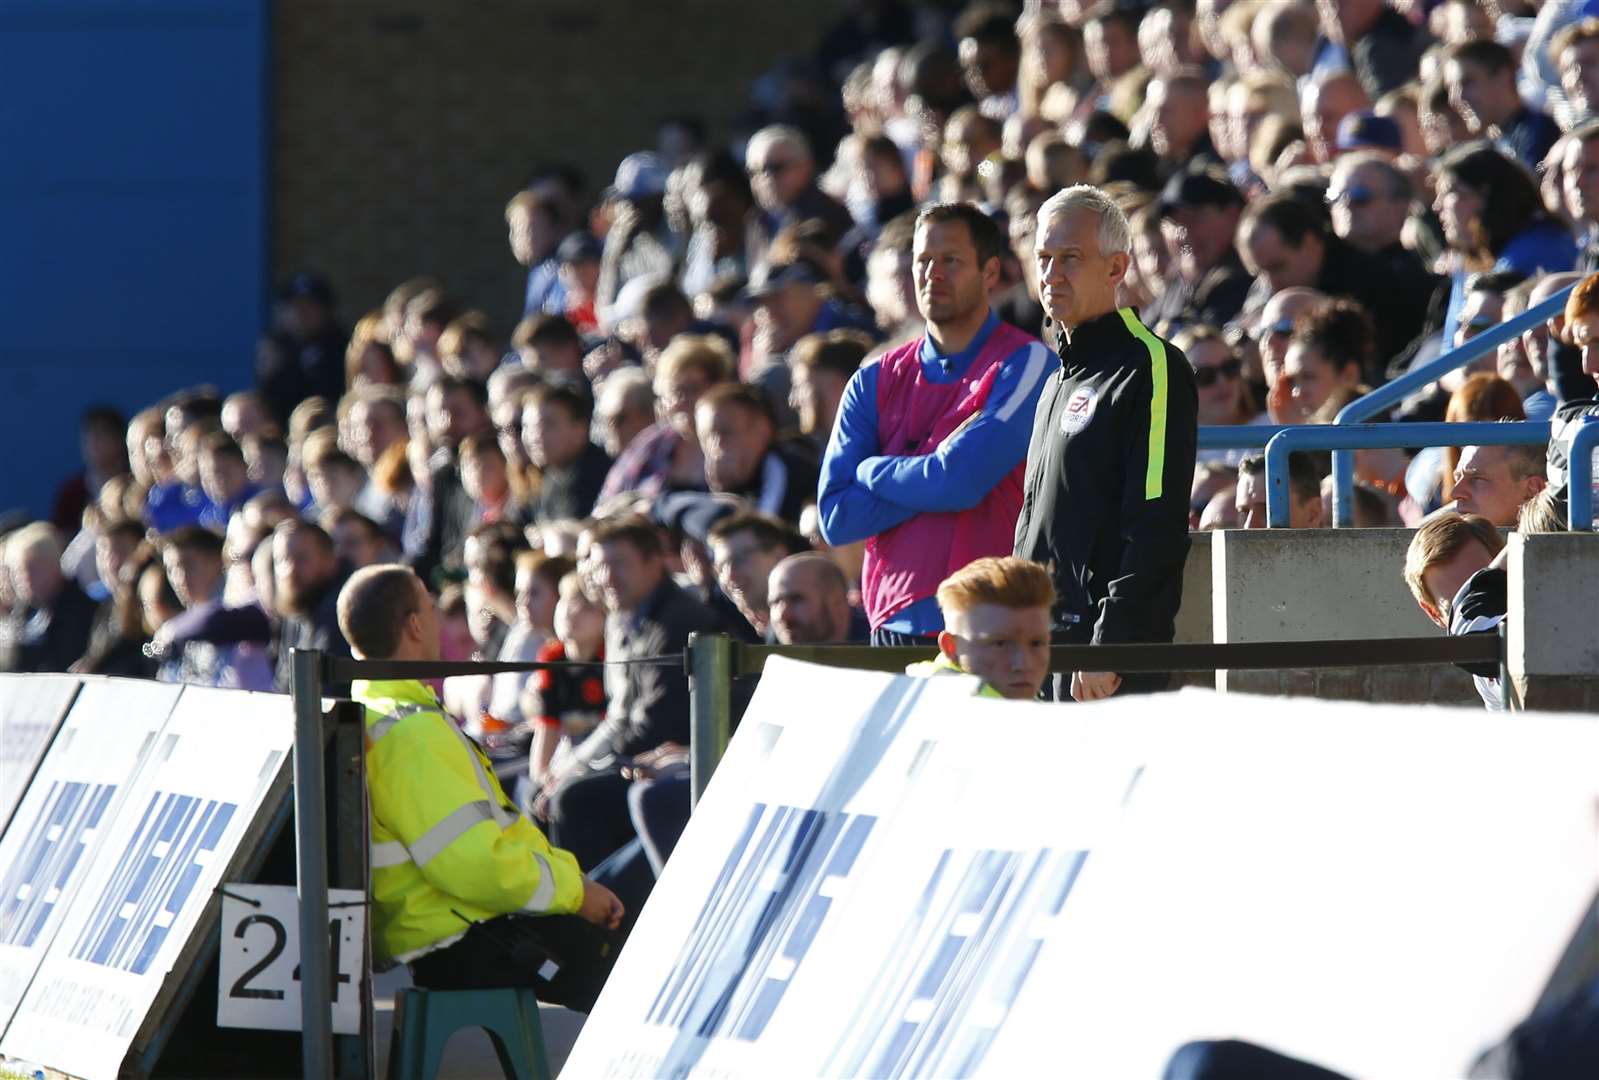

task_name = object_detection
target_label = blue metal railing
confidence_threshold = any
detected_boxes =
[1567,420,1599,530]
[1265,421,1551,527]
[1197,424,1290,451]
[1328,283,1577,526]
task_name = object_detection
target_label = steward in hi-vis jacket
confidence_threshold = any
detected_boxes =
[338,563,627,1011]
[358,677,586,967]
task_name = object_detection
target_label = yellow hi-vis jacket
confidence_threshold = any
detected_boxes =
[356,678,585,968]
[903,652,1005,698]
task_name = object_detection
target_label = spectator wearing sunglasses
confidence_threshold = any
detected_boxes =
[1172,326,1260,467]
[1253,287,1326,423]
[1328,152,1416,259]
[743,125,853,247]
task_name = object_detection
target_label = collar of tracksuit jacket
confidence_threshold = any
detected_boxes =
[1048,305,1143,366]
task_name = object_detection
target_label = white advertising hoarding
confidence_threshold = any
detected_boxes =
[2,686,293,1079]
[0,674,81,832]
[0,679,180,1037]
[563,659,1599,1079]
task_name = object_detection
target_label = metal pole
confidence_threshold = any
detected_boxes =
[291,648,334,1079]
[1330,450,1357,529]
[1566,420,1599,531]
[688,633,732,809]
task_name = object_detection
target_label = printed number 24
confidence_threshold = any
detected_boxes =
[229,914,350,1001]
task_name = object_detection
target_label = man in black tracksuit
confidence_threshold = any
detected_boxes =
[1016,187,1199,701]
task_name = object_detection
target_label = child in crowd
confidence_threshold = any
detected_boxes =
[523,572,608,808]
[459,432,518,526]
[908,556,1055,702]
[479,552,575,775]
[303,431,367,516]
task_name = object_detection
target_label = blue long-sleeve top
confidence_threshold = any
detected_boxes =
[817,310,1057,635]
[1442,220,1576,347]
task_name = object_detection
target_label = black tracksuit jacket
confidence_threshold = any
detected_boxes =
[1014,307,1199,646]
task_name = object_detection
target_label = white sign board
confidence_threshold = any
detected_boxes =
[563,659,1150,1079]
[562,659,1599,1079]
[0,674,81,833]
[216,884,364,1036]
[1,686,293,1079]
[0,679,180,1038]
[996,702,1599,1079]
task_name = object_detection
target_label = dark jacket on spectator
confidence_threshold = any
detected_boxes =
[1246,236,1443,373]
[1144,250,1253,336]
[256,327,348,428]
[1448,566,1507,711]
[274,563,355,695]
[407,458,477,587]
[76,596,156,678]
[1349,7,1428,98]
[531,442,613,524]
[1323,237,1441,368]
[0,579,98,674]
[726,439,820,525]
[763,184,856,246]
[1501,106,1562,173]
[576,578,721,765]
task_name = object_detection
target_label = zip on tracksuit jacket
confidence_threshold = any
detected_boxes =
[1014,307,1198,647]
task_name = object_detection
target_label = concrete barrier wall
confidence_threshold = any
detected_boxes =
[1209,528,1479,704]
[1508,532,1599,712]
[1170,533,1212,689]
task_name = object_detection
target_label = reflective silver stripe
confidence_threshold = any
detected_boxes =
[444,721,522,827]
[371,840,410,869]
[523,853,559,913]
[407,800,495,867]
[368,702,436,743]
[392,927,468,965]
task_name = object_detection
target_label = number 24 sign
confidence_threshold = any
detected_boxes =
[217,884,364,1035]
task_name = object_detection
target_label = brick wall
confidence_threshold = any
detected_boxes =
[273,0,842,329]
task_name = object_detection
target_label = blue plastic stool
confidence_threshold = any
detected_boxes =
[386,986,552,1080]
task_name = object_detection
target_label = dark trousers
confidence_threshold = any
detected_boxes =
[627,764,691,875]
[546,768,636,872]
[870,626,937,648]
[407,842,652,1013]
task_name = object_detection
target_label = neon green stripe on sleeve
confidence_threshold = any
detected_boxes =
[1118,307,1168,501]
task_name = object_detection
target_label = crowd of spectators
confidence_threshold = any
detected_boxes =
[5,0,1599,908]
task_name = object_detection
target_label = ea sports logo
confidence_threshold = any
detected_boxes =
[1060,385,1099,434]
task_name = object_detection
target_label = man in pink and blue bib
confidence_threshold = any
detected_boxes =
[817,202,1058,646]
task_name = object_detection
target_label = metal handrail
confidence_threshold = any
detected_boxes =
[1265,421,1551,527]
[1328,283,1577,525]
[1198,424,1291,451]
[1567,419,1599,530]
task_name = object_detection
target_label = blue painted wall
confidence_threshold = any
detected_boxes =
[0,1,270,519]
